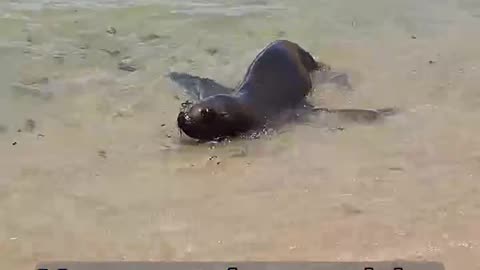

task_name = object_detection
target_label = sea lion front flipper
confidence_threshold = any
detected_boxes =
[311,107,399,123]
[168,72,235,100]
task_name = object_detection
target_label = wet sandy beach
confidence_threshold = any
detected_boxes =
[1,0,480,269]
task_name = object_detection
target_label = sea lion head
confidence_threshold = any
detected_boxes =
[177,95,253,141]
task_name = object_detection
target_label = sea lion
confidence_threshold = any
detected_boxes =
[170,40,395,141]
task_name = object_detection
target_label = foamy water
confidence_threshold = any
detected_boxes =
[1,0,480,269]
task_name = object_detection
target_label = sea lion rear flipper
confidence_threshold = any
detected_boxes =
[289,102,399,126]
[168,72,235,100]
[326,72,353,90]
[312,70,353,91]
[311,107,399,123]
[296,45,353,90]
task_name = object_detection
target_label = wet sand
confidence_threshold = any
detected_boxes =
[1,0,480,269]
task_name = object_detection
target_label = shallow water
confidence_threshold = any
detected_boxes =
[2,0,480,269]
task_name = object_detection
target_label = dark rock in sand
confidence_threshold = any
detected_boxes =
[53,52,66,64]
[341,203,364,215]
[101,49,121,57]
[118,58,137,72]
[98,150,107,159]
[140,34,168,42]
[24,119,36,133]
[106,26,117,35]
[205,47,219,55]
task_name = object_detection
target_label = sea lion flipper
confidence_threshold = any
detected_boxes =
[168,72,234,100]
[311,107,399,123]
[299,47,351,91]
[312,70,353,91]
[326,72,353,90]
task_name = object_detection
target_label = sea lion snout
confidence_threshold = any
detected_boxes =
[177,110,201,139]
[176,106,220,141]
[177,111,189,126]
[176,96,253,141]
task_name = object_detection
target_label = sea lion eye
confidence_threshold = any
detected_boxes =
[200,108,216,122]
[219,112,229,118]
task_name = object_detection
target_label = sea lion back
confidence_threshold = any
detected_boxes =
[237,40,318,112]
